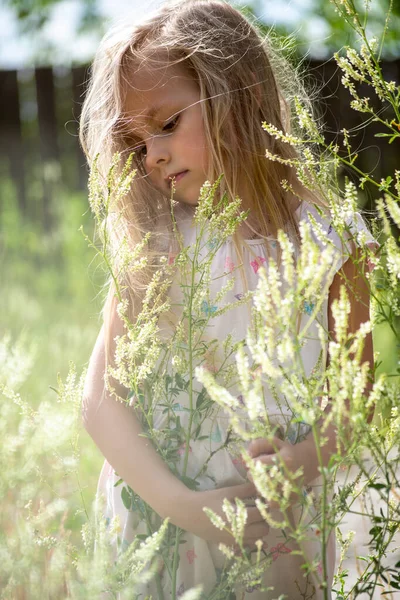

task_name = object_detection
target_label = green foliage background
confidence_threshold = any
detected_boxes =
[2,0,400,64]
[0,181,104,518]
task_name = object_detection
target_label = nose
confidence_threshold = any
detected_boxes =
[145,135,170,173]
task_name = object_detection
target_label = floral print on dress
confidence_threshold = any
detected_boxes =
[234,293,244,301]
[177,582,186,597]
[178,443,192,456]
[211,424,222,442]
[231,456,246,469]
[250,256,267,274]
[121,538,130,552]
[201,300,218,316]
[237,394,245,407]
[303,301,315,315]
[207,237,219,250]
[224,256,235,273]
[186,548,197,564]
[270,542,292,561]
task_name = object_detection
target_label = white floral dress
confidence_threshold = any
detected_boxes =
[97,201,376,600]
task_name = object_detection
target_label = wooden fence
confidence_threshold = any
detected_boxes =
[0,60,399,229]
[0,65,88,228]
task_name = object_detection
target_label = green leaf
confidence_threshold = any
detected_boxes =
[180,475,200,490]
[369,482,388,490]
[196,387,207,408]
[175,373,185,389]
[121,486,132,510]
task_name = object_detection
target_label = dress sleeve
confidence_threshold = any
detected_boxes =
[298,201,379,276]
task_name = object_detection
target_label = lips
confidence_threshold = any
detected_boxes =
[166,170,188,187]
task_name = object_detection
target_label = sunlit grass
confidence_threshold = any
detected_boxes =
[0,186,104,534]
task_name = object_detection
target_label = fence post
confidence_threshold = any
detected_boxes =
[72,65,89,190]
[0,69,26,215]
[35,66,59,230]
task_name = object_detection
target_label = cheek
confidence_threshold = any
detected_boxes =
[190,108,209,166]
[196,126,210,171]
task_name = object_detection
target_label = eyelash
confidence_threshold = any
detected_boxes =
[162,114,180,132]
[135,115,180,159]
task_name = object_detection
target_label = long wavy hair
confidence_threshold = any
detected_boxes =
[80,0,319,353]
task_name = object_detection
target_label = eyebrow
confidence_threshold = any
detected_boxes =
[124,104,162,141]
[144,104,161,120]
[126,100,183,140]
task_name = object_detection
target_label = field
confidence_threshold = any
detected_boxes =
[0,183,107,596]
[1,175,399,598]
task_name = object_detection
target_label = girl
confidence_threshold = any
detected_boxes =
[81,1,374,598]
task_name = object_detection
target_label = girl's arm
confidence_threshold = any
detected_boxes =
[248,250,374,486]
[83,321,269,545]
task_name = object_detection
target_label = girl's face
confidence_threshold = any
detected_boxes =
[124,62,209,206]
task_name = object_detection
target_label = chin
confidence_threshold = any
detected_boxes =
[173,194,199,207]
[181,199,200,207]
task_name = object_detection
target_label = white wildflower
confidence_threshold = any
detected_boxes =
[196,366,239,410]
[218,544,235,560]
[235,345,251,394]
[180,587,204,600]
[386,195,400,229]
[203,508,226,531]
[262,121,303,145]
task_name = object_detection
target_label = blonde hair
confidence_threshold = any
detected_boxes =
[80,0,319,347]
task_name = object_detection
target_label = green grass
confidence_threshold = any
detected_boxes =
[0,185,105,534]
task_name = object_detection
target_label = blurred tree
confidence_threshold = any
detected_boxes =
[249,0,400,58]
[4,0,400,58]
[4,0,104,36]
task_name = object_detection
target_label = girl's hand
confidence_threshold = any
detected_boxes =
[170,481,269,547]
[247,436,318,509]
[248,436,299,473]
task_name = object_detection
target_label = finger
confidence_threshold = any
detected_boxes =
[246,453,279,483]
[254,453,278,467]
[248,499,280,514]
[248,437,283,458]
[247,438,273,457]
[246,506,266,524]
